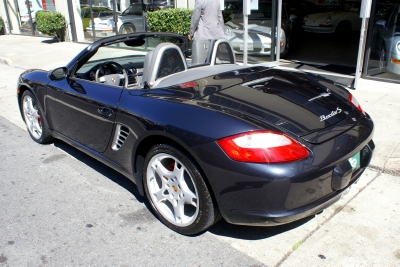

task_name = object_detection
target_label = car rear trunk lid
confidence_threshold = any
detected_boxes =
[202,68,359,143]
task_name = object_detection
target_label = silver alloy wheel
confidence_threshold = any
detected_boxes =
[120,24,135,34]
[22,94,42,140]
[146,153,199,227]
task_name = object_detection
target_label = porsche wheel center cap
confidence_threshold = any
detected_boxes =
[172,185,179,193]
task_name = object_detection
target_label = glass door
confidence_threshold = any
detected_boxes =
[364,0,400,82]
[223,0,283,64]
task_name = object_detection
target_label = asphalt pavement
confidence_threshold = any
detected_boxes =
[0,34,399,266]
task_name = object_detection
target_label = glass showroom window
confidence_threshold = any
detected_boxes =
[365,1,400,82]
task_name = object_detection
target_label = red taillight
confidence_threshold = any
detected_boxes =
[179,81,197,88]
[348,93,366,116]
[216,130,309,163]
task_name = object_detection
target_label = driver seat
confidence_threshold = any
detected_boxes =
[142,42,187,88]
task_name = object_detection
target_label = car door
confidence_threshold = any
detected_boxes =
[46,76,123,153]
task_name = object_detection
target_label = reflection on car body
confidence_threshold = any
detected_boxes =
[17,32,374,235]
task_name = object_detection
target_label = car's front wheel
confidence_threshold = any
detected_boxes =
[143,144,219,235]
[119,23,136,34]
[335,21,351,37]
[21,90,53,144]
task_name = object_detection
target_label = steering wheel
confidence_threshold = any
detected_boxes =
[95,61,128,87]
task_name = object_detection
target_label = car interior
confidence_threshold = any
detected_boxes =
[74,37,240,90]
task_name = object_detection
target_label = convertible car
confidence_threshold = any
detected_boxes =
[17,32,375,235]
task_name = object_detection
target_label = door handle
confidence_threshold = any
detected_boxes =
[97,107,113,118]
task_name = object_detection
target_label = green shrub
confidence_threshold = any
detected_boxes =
[36,11,66,41]
[0,16,3,32]
[146,8,192,36]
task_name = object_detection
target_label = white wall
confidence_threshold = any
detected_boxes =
[54,0,85,42]
[1,0,21,34]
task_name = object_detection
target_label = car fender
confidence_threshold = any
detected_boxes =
[17,70,51,121]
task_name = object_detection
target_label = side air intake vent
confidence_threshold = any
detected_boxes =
[111,124,130,151]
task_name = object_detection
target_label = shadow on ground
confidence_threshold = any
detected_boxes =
[208,215,314,240]
[53,139,317,240]
[53,140,145,202]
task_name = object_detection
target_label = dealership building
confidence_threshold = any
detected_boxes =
[1,0,399,87]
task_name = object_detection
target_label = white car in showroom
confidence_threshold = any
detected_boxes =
[224,24,288,58]
[302,1,362,36]
[373,5,400,75]
[86,3,145,38]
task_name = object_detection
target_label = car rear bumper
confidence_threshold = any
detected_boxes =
[192,116,374,226]
[221,159,371,226]
[303,25,336,34]
[86,27,116,37]
[229,42,287,56]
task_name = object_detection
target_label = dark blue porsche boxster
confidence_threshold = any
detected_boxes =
[17,33,374,235]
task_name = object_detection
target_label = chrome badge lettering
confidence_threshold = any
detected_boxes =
[320,107,342,121]
[308,91,331,102]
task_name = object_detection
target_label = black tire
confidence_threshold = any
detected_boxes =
[119,23,136,34]
[143,144,219,235]
[21,90,53,144]
[335,21,351,37]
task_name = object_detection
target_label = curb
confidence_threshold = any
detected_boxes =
[276,168,381,266]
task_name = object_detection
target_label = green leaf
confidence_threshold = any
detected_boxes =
[36,11,66,41]
[146,8,193,36]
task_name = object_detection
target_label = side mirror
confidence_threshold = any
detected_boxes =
[49,67,68,81]
[375,19,386,27]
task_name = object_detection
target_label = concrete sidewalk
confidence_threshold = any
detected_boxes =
[0,34,399,266]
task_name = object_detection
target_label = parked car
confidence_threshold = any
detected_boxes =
[224,1,303,58]
[146,1,174,11]
[224,24,288,58]
[80,6,116,32]
[17,32,374,235]
[85,2,174,37]
[302,1,362,36]
[372,5,400,75]
[285,0,322,22]
[85,3,146,37]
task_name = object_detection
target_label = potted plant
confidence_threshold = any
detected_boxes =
[36,11,67,42]
[0,16,5,35]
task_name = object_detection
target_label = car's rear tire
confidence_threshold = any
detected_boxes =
[21,90,53,144]
[119,23,136,34]
[143,144,219,235]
